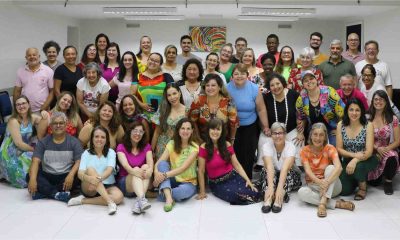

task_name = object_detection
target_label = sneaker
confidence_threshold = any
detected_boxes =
[140,197,151,212]
[108,202,117,215]
[54,191,71,203]
[132,199,141,214]
[68,195,84,206]
[384,181,393,195]
[31,192,46,200]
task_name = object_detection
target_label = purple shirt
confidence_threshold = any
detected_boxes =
[15,63,54,112]
[116,143,151,179]
[101,64,120,99]
[342,51,365,65]
[337,88,369,110]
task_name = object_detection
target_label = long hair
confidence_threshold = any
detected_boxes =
[122,121,147,153]
[181,58,204,82]
[275,45,296,74]
[201,73,229,98]
[205,52,220,72]
[118,51,139,83]
[368,90,394,124]
[308,123,329,147]
[172,118,198,154]
[11,95,33,124]
[204,118,231,163]
[240,48,256,67]
[104,42,121,69]
[51,91,80,127]
[159,84,184,132]
[119,94,144,131]
[95,33,110,50]
[93,101,120,135]
[81,43,100,64]
[88,125,110,157]
[342,98,368,126]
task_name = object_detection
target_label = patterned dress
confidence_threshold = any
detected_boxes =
[0,122,36,188]
[151,108,189,160]
[368,117,400,180]
[288,67,324,93]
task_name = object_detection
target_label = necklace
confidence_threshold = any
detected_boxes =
[185,82,199,99]
[273,90,288,126]
[277,151,282,160]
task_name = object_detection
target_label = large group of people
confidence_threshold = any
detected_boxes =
[0,31,398,218]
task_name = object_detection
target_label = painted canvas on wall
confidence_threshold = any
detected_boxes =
[189,26,226,52]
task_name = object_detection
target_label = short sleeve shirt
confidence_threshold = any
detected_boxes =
[263,139,296,171]
[79,149,116,184]
[116,143,151,179]
[76,77,111,113]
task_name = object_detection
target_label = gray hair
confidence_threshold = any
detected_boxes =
[271,122,286,133]
[50,111,67,123]
[330,39,342,48]
[339,73,355,84]
[83,62,102,79]
[308,123,328,147]
[299,47,315,59]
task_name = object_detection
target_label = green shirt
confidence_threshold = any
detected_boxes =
[318,57,356,90]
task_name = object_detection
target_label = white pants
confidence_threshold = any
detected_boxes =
[256,128,303,167]
[297,165,342,209]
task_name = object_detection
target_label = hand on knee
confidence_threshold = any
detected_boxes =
[86,167,99,176]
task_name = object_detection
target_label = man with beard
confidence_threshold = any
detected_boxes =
[176,35,201,65]
[256,34,280,68]
[355,40,393,99]
[231,37,247,64]
[309,32,329,66]
[318,39,356,89]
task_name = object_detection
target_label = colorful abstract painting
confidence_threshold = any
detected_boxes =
[189,26,226,52]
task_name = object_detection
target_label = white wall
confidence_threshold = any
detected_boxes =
[0,6,79,90]
[78,18,345,63]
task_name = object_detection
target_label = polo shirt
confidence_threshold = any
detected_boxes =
[318,57,356,90]
[342,51,365,65]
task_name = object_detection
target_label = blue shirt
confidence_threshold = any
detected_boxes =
[227,81,258,126]
[79,149,116,184]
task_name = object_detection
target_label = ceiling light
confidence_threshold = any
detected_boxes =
[124,15,185,21]
[237,15,299,21]
[104,7,177,15]
[241,7,315,16]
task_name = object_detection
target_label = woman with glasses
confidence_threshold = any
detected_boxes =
[203,52,227,84]
[77,43,100,71]
[116,122,153,214]
[275,46,297,82]
[288,47,324,93]
[257,122,302,213]
[336,98,378,200]
[134,52,174,119]
[218,44,236,83]
[0,96,42,188]
[368,90,399,195]
[295,71,345,146]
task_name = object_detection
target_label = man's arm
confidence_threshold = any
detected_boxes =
[40,88,54,111]
[13,86,22,103]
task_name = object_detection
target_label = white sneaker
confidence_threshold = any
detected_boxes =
[67,195,84,206]
[132,199,141,214]
[108,202,117,215]
[140,197,151,212]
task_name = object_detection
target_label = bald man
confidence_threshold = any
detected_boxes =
[13,48,54,113]
[342,33,365,65]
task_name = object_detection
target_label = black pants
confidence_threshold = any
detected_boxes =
[233,121,260,179]
[392,89,400,110]
[368,156,398,186]
[26,168,79,198]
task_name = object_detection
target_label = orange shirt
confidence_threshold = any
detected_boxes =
[300,144,338,183]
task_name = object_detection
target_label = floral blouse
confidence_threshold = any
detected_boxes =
[288,67,324,93]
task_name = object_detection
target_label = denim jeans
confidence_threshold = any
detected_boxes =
[157,161,196,202]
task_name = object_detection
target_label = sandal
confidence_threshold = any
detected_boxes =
[336,199,355,211]
[354,188,367,201]
[317,203,327,218]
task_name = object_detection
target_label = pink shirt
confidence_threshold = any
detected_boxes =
[199,145,234,179]
[337,88,369,110]
[116,143,151,180]
[342,51,365,65]
[15,63,54,112]
[256,52,280,68]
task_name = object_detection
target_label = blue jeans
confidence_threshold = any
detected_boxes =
[157,161,196,202]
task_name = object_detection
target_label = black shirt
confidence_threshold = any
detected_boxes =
[54,64,83,95]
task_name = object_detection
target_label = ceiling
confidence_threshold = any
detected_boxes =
[2,0,399,20]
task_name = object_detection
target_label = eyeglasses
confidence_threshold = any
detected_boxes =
[15,102,28,107]
[271,132,285,136]
[51,121,66,126]
[148,58,160,64]
[373,97,385,102]
[362,74,374,78]
[132,129,145,135]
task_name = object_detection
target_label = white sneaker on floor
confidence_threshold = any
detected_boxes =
[108,202,117,215]
[67,195,84,206]
[132,199,141,214]
[140,197,151,212]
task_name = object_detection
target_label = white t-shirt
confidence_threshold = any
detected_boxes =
[262,139,296,171]
[203,71,227,85]
[356,59,393,89]
[76,77,111,113]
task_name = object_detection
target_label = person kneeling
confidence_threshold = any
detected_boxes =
[68,126,123,215]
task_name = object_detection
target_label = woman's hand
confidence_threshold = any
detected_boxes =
[319,179,329,196]
[346,159,359,175]
[153,171,166,187]
[263,127,271,137]
[354,151,365,160]
[294,132,305,146]
[196,191,208,200]
[377,147,390,158]
[246,180,258,192]
[132,167,145,179]
[86,175,101,186]
[40,110,48,120]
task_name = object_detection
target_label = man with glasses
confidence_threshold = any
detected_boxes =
[342,33,364,65]
[356,40,393,99]
[27,112,83,203]
[176,35,201,65]
[13,47,54,114]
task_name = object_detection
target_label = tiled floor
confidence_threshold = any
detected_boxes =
[0,178,399,240]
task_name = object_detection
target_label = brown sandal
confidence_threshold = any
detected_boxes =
[336,199,355,211]
[317,203,327,218]
[354,188,367,201]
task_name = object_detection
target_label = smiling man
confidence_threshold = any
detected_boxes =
[342,33,364,65]
[176,35,201,65]
[318,39,356,90]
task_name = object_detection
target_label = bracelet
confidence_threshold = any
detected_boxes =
[230,137,235,141]
[163,172,168,179]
